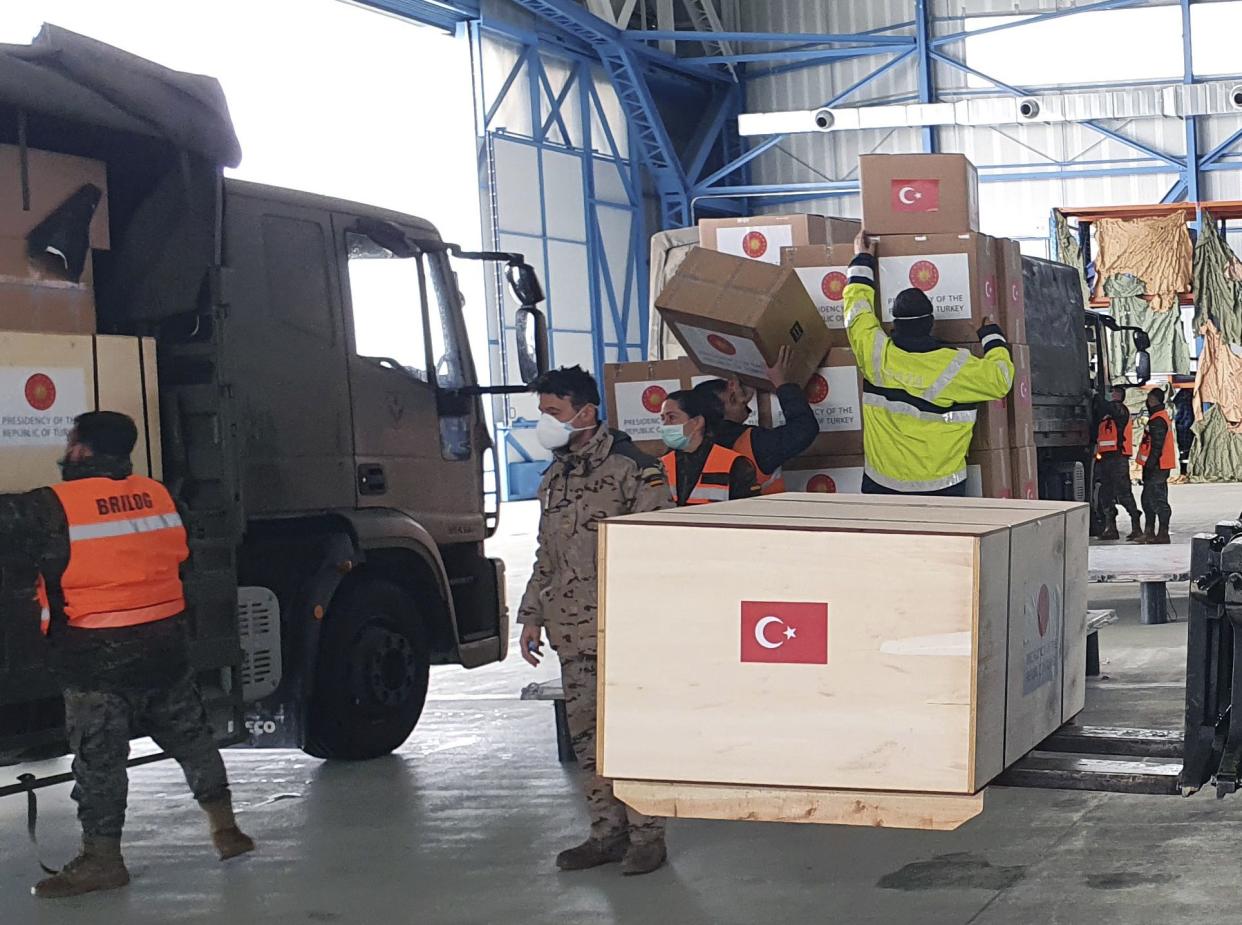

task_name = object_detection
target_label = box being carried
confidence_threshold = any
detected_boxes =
[877,233,999,344]
[698,215,858,266]
[600,493,1088,830]
[860,153,979,235]
[655,247,830,390]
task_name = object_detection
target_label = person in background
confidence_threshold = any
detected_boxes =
[1135,387,1175,544]
[844,230,1015,496]
[1172,387,1194,471]
[1095,384,1142,541]
[517,365,673,876]
[13,412,253,899]
[692,345,817,494]
[659,388,760,505]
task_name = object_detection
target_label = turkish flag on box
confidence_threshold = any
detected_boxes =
[740,601,829,664]
[890,178,941,214]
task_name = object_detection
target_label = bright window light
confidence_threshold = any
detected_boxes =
[1192,0,1242,77]
[962,6,1181,89]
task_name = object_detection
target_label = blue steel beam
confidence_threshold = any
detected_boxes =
[695,48,916,193]
[1180,0,1200,205]
[684,86,738,185]
[506,0,693,226]
[931,0,1154,48]
[1201,125,1242,166]
[625,30,914,46]
[915,0,936,152]
[678,46,898,65]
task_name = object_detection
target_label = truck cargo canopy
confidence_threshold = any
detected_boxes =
[0,24,240,167]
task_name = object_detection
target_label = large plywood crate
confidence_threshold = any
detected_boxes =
[599,493,1088,827]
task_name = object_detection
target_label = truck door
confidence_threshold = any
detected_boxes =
[335,219,486,547]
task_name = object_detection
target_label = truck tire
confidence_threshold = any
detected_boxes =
[304,578,430,760]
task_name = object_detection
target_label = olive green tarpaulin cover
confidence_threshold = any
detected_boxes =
[1054,211,1091,311]
[1193,215,1242,347]
[1189,405,1242,482]
[1104,274,1190,377]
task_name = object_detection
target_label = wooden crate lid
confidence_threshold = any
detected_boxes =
[776,492,1087,515]
[612,493,1075,535]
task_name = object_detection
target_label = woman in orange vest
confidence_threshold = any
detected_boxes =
[1134,387,1176,544]
[659,388,760,506]
[691,347,817,495]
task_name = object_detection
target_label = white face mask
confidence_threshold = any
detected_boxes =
[535,405,593,450]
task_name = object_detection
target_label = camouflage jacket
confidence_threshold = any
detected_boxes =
[518,426,672,656]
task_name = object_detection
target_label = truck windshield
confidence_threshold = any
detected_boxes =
[424,250,471,390]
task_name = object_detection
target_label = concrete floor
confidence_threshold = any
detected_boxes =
[4,484,1242,923]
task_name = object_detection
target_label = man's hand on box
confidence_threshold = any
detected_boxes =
[854,229,876,256]
[767,345,793,388]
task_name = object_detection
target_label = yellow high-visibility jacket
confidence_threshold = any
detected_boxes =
[843,253,1015,493]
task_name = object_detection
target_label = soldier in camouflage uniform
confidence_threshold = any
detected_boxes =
[518,366,673,876]
[0,412,253,899]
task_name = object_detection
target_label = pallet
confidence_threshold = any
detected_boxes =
[613,779,985,831]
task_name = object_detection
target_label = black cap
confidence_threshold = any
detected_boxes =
[892,287,934,321]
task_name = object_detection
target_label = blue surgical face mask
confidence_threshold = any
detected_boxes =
[660,423,690,451]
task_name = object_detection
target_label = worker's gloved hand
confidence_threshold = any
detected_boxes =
[977,322,1006,343]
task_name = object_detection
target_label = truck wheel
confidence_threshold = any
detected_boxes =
[304,579,430,760]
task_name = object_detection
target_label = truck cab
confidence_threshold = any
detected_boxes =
[0,28,547,766]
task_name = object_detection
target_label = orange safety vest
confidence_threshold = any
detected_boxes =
[1097,416,1134,457]
[1135,409,1176,471]
[733,427,785,495]
[662,443,747,506]
[36,476,189,635]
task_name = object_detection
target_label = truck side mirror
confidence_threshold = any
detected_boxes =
[1133,330,1152,352]
[506,262,544,306]
[515,306,548,384]
[1134,350,1151,385]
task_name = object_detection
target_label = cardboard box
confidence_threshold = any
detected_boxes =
[699,215,859,266]
[0,239,96,335]
[1009,345,1034,448]
[782,455,866,493]
[0,145,109,251]
[967,449,1014,499]
[860,153,979,235]
[780,244,857,348]
[603,357,758,456]
[655,247,831,390]
[876,233,999,344]
[761,346,864,456]
[996,238,1027,344]
[0,331,159,492]
[599,494,1083,807]
[1012,445,1038,501]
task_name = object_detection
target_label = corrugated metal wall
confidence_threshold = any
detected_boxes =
[720,0,1242,252]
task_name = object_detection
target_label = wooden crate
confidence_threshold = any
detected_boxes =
[598,493,1088,805]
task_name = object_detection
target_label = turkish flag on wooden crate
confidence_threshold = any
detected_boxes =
[740,601,829,664]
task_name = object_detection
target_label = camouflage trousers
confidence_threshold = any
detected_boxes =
[64,670,230,839]
[559,653,664,845]
[1097,454,1139,525]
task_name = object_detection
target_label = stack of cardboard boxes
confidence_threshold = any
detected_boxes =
[0,144,162,489]
[607,152,1033,499]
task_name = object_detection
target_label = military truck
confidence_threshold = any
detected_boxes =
[647,229,1149,510]
[0,27,548,767]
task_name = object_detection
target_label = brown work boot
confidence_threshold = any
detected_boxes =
[1126,519,1144,541]
[33,836,129,899]
[202,797,256,861]
[1152,530,1171,545]
[1098,524,1120,541]
[556,834,627,871]
[1132,528,1156,544]
[621,838,668,876]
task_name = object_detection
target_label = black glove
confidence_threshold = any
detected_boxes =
[977,322,1006,342]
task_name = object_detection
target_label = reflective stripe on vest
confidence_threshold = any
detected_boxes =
[1136,409,1176,470]
[733,427,785,495]
[37,476,189,635]
[662,443,747,506]
[863,464,969,494]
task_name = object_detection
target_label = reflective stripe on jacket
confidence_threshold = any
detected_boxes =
[733,428,785,495]
[1136,409,1176,470]
[843,253,1016,493]
[662,443,746,505]
[37,476,189,634]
